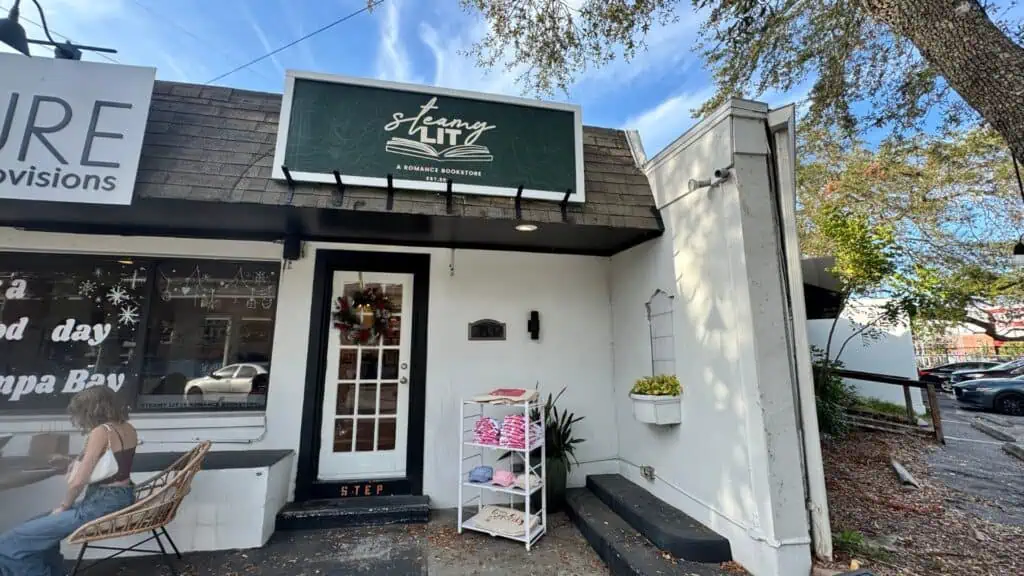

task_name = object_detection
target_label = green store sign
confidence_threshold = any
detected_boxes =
[273,73,585,203]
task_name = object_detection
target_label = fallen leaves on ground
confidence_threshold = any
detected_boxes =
[820,431,1024,575]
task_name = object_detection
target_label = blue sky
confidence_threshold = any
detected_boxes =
[4,1,1018,157]
[0,0,812,157]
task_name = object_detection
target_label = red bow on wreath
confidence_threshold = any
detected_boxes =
[332,287,395,344]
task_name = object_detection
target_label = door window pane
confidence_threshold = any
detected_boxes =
[355,419,375,451]
[378,418,396,450]
[336,383,355,415]
[357,383,377,415]
[333,419,353,452]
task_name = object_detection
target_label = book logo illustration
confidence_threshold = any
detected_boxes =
[383,97,496,162]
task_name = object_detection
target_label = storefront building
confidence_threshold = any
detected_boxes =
[0,55,826,576]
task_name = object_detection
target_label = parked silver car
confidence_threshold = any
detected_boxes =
[184,363,269,402]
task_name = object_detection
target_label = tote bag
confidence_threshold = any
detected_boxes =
[69,424,120,485]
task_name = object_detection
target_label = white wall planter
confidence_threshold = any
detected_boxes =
[630,394,681,425]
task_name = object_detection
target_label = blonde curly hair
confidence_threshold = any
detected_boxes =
[68,386,129,432]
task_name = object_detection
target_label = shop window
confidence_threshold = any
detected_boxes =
[0,254,151,413]
[0,253,279,414]
[135,260,278,411]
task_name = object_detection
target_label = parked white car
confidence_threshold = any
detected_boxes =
[184,363,269,401]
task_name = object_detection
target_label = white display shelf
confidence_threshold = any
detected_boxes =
[463,441,543,452]
[458,396,547,550]
[462,480,544,497]
[461,510,546,545]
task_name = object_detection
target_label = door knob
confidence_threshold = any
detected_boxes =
[400,376,408,384]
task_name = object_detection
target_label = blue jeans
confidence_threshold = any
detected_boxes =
[0,484,134,576]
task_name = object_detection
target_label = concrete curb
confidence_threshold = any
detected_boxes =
[980,415,1013,428]
[1002,442,1024,463]
[972,420,1017,443]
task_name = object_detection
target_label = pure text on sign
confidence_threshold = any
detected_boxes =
[0,93,133,193]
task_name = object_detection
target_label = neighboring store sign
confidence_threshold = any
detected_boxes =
[0,54,156,205]
[273,72,585,203]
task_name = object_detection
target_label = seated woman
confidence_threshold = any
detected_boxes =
[0,387,137,576]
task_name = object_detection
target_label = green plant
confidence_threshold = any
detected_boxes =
[812,346,856,437]
[630,374,681,396]
[534,387,585,473]
[832,529,864,554]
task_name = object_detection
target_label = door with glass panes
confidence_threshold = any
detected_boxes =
[318,271,412,481]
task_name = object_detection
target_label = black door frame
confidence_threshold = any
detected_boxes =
[295,249,431,501]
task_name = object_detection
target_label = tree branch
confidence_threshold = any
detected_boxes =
[961,315,1024,342]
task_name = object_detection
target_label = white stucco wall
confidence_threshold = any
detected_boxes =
[0,229,619,513]
[610,101,812,576]
[807,304,925,413]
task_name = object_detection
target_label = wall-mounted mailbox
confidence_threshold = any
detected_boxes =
[468,319,506,341]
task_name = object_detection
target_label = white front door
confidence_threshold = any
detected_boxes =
[318,271,413,481]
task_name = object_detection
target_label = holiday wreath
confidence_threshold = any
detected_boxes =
[332,286,396,343]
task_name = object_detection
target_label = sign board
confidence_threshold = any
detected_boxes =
[0,54,155,205]
[273,72,585,203]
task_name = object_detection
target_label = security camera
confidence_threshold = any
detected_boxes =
[713,166,732,180]
[688,178,711,192]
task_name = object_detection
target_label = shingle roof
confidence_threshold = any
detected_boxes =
[136,81,658,230]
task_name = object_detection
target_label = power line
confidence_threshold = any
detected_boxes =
[0,2,120,63]
[204,0,383,85]
[128,0,275,83]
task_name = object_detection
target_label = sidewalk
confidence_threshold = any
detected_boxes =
[100,511,608,575]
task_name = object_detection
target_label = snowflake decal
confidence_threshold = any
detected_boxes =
[255,271,267,284]
[93,267,104,278]
[118,305,139,326]
[106,286,129,305]
[78,280,97,296]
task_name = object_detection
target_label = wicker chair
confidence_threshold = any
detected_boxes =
[66,441,211,576]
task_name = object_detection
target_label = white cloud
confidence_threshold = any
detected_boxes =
[375,0,416,83]
[623,87,717,158]
[278,0,319,73]
[575,15,703,93]
[239,2,284,76]
[418,20,525,97]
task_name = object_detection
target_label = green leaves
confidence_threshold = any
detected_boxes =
[630,374,682,396]
[530,387,586,473]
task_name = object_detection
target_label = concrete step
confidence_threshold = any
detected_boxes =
[566,488,728,576]
[276,495,430,531]
[586,474,732,563]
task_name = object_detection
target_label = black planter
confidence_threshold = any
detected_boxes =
[544,456,568,512]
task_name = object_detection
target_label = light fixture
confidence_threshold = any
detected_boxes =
[0,0,117,59]
[515,223,538,232]
[0,2,30,55]
[118,259,134,265]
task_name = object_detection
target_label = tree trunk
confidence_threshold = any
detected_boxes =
[863,0,1024,159]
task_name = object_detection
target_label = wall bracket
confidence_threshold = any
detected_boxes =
[331,170,346,207]
[281,166,296,205]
